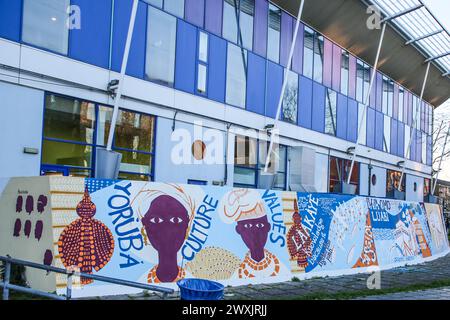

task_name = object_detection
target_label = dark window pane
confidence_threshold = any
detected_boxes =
[303,27,314,78]
[42,140,92,168]
[325,89,337,136]
[97,106,155,153]
[282,70,298,123]
[313,35,324,83]
[119,172,151,181]
[356,60,364,103]
[223,0,238,43]
[234,135,257,167]
[146,7,177,86]
[44,95,95,143]
[340,51,349,95]
[240,0,254,50]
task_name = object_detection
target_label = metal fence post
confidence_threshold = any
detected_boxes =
[2,261,11,300]
[66,272,73,300]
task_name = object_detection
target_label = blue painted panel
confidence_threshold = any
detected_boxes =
[298,76,313,129]
[336,94,348,140]
[390,119,397,156]
[347,98,358,143]
[410,129,416,161]
[265,61,283,119]
[366,107,375,148]
[0,0,22,41]
[246,52,266,115]
[69,0,112,68]
[397,122,405,158]
[208,34,227,103]
[175,20,197,94]
[416,130,422,163]
[111,0,147,78]
[311,81,325,133]
[375,111,384,151]
[427,135,432,166]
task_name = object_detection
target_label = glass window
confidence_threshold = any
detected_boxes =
[388,79,394,117]
[148,0,163,8]
[234,135,257,188]
[22,0,70,54]
[240,0,255,50]
[42,140,92,168]
[197,64,207,94]
[329,157,359,194]
[386,170,405,194]
[313,35,324,83]
[340,51,349,95]
[146,7,177,86]
[164,0,184,18]
[356,60,364,103]
[223,0,238,43]
[116,150,152,175]
[424,178,431,197]
[199,31,208,63]
[325,89,337,136]
[267,4,281,63]
[405,125,411,158]
[399,87,404,122]
[226,43,247,108]
[303,26,314,79]
[282,70,298,124]
[363,63,371,102]
[383,115,390,153]
[358,103,366,145]
[44,95,95,144]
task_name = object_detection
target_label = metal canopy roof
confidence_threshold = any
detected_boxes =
[272,0,450,107]
[368,0,450,78]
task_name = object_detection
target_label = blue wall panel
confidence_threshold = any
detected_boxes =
[375,111,384,151]
[416,130,422,163]
[397,122,404,158]
[111,0,147,78]
[336,94,348,140]
[69,0,112,68]
[0,0,22,41]
[175,20,197,94]
[347,98,358,143]
[208,34,227,103]
[366,107,375,149]
[265,61,283,119]
[390,119,398,156]
[410,129,416,161]
[311,82,325,133]
[246,52,266,115]
[298,76,313,129]
[427,135,432,166]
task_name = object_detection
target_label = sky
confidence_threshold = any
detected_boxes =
[422,0,450,181]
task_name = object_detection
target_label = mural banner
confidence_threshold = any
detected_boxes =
[0,177,448,297]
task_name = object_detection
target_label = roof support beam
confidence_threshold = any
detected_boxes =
[405,30,443,45]
[381,3,424,23]
[425,51,450,63]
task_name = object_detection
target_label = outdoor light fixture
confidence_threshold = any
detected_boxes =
[397,161,405,168]
[346,147,355,155]
[107,79,119,98]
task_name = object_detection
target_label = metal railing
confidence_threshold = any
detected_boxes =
[0,255,174,300]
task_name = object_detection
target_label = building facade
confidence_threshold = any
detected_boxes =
[0,0,443,202]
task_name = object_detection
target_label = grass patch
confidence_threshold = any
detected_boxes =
[279,278,450,300]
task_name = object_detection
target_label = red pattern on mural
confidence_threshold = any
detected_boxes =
[287,199,312,269]
[353,212,379,268]
[58,188,115,285]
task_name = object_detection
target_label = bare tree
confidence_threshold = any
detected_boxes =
[432,101,450,181]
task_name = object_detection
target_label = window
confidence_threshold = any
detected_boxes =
[329,157,359,194]
[22,0,70,54]
[363,63,371,103]
[145,7,177,86]
[197,31,209,95]
[313,35,324,83]
[226,43,247,108]
[234,135,257,188]
[164,0,184,18]
[383,115,390,153]
[382,76,393,116]
[42,94,156,181]
[340,51,349,96]
[356,60,365,103]
[223,0,254,50]
[424,178,431,197]
[325,89,337,136]
[303,26,314,79]
[399,87,404,122]
[282,70,298,124]
[258,142,287,190]
[386,170,405,194]
[267,4,281,63]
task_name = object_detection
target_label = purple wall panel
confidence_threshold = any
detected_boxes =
[322,38,333,88]
[185,0,205,28]
[390,119,397,156]
[375,72,382,112]
[292,22,304,74]
[280,12,293,67]
[336,94,348,140]
[393,83,399,120]
[347,99,358,143]
[205,0,223,36]
[348,54,356,99]
[408,92,413,126]
[332,44,341,92]
[254,0,268,58]
[398,122,405,158]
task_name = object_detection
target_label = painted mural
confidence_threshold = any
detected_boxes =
[0,177,449,297]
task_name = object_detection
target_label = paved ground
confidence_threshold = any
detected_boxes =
[358,287,450,300]
[91,253,450,300]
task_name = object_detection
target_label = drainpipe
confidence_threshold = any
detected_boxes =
[264,0,305,173]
